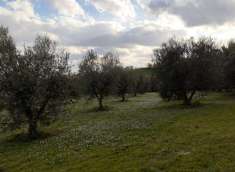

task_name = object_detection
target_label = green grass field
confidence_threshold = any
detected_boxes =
[0,93,235,172]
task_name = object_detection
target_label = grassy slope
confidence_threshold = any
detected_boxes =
[0,93,235,171]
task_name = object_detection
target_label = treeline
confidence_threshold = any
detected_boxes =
[0,26,235,139]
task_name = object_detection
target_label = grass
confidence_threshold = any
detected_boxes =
[0,93,235,171]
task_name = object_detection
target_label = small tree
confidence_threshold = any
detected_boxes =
[128,68,138,97]
[128,69,148,97]
[154,38,217,105]
[136,74,149,94]
[79,50,120,110]
[116,67,131,102]
[0,27,70,139]
[67,73,80,100]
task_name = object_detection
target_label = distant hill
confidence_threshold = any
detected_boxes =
[133,67,154,77]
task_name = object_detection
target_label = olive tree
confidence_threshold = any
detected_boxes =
[128,69,149,97]
[79,50,120,110]
[154,38,218,105]
[0,27,70,139]
[116,67,131,102]
[223,41,235,90]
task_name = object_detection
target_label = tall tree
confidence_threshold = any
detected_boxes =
[0,28,70,139]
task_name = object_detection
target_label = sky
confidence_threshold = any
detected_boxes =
[1,0,235,68]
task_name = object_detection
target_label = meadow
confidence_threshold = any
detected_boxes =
[0,93,235,172]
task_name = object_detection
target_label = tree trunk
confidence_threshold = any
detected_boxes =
[183,97,192,106]
[183,91,196,106]
[28,119,39,139]
[134,91,137,97]
[121,94,126,102]
[98,97,104,110]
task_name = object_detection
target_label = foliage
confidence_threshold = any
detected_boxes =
[79,50,120,110]
[116,67,132,102]
[128,68,150,96]
[223,41,235,90]
[154,38,219,105]
[0,27,70,139]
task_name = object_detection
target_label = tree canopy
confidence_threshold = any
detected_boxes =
[154,38,219,105]
[0,26,70,139]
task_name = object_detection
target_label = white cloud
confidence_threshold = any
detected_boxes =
[2,0,235,68]
[89,0,136,21]
[4,0,38,21]
[139,0,235,26]
[117,45,154,67]
[48,0,85,17]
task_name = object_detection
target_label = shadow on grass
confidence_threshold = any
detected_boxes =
[225,92,235,98]
[82,105,114,113]
[155,101,209,111]
[3,131,57,144]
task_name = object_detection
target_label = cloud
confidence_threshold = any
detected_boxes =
[0,1,161,67]
[4,0,38,20]
[139,0,235,26]
[0,0,44,45]
[88,0,136,21]
[78,23,185,47]
[117,45,154,67]
[2,0,235,68]
[48,0,85,17]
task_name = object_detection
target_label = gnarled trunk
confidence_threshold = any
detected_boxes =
[28,118,39,139]
[183,90,196,106]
